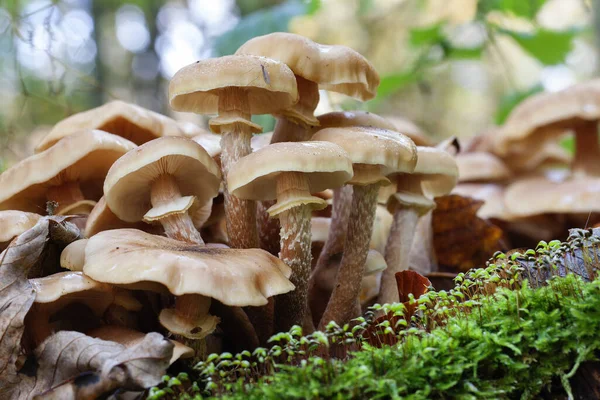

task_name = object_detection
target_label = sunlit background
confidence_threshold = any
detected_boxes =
[0,0,595,167]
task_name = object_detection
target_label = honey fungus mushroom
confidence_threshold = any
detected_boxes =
[77,229,294,358]
[228,141,354,331]
[311,126,417,327]
[378,146,458,305]
[236,32,380,143]
[103,136,220,244]
[0,130,136,214]
[169,55,298,250]
[0,210,41,250]
[35,100,185,152]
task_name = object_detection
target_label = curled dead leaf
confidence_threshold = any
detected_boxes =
[432,194,506,272]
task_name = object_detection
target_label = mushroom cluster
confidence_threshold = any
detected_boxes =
[3,32,466,361]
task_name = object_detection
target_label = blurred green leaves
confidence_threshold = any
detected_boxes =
[499,28,578,65]
[495,84,543,125]
[478,0,547,19]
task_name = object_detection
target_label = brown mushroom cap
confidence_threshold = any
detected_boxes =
[413,146,459,197]
[495,80,600,155]
[228,141,353,201]
[192,131,222,158]
[60,239,87,271]
[316,111,396,131]
[84,196,145,237]
[236,32,379,101]
[384,115,434,146]
[36,100,184,152]
[0,210,41,249]
[311,126,417,185]
[87,325,193,365]
[457,152,511,183]
[104,136,221,223]
[0,130,136,213]
[82,229,294,306]
[169,55,299,116]
[452,183,509,219]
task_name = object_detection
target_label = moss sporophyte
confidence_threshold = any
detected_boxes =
[149,227,600,399]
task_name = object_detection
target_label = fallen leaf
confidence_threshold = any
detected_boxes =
[15,331,173,399]
[432,194,506,272]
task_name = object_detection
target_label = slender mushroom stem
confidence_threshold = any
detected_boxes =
[217,88,259,249]
[377,207,420,304]
[319,183,379,329]
[308,185,353,324]
[46,181,85,214]
[174,294,212,359]
[572,121,600,176]
[271,117,311,143]
[257,200,280,256]
[150,175,204,244]
[273,172,316,332]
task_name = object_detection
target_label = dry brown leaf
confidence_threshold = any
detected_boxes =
[432,194,506,272]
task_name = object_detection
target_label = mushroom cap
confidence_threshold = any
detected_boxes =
[414,146,459,197]
[87,325,193,365]
[500,140,571,172]
[36,100,184,152]
[0,130,137,213]
[84,196,146,237]
[82,229,295,306]
[452,183,509,220]
[251,132,274,152]
[60,239,88,271]
[192,131,222,158]
[30,271,114,316]
[316,111,396,131]
[0,210,41,249]
[384,115,434,146]
[457,152,511,183]
[236,32,379,101]
[495,80,600,155]
[364,249,387,275]
[169,55,299,115]
[311,126,418,181]
[104,136,221,223]
[504,175,600,216]
[227,141,353,201]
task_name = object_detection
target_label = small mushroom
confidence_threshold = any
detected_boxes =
[0,130,136,214]
[378,146,458,304]
[383,115,434,146]
[0,210,41,250]
[103,136,220,244]
[77,228,294,358]
[311,126,417,327]
[456,152,511,183]
[169,55,298,250]
[228,141,353,331]
[35,100,185,152]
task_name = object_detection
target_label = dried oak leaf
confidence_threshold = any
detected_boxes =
[432,194,506,273]
[16,331,173,399]
[364,271,431,347]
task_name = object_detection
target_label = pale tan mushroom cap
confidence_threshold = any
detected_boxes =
[84,196,143,237]
[364,249,387,275]
[236,32,379,101]
[36,100,184,152]
[251,132,274,152]
[228,141,353,201]
[452,183,509,220]
[60,239,88,271]
[0,210,41,246]
[0,130,137,213]
[83,229,295,306]
[311,126,418,175]
[316,111,396,131]
[169,55,298,115]
[414,146,459,197]
[88,325,193,365]
[495,80,600,154]
[192,131,222,158]
[384,115,434,146]
[104,137,221,223]
[457,152,511,182]
[504,175,600,216]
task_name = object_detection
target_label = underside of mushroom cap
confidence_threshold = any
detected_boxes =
[169,55,299,115]
[227,141,354,201]
[495,79,600,155]
[36,100,185,152]
[104,136,221,223]
[82,229,295,306]
[0,130,137,213]
[236,32,379,101]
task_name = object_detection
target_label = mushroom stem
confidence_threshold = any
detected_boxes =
[257,200,280,255]
[150,174,203,244]
[572,122,600,176]
[173,294,213,360]
[46,181,85,214]
[271,116,311,143]
[377,207,420,304]
[319,183,379,328]
[308,185,353,324]
[218,88,259,249]
[273,172,315,331]
[270,76,318,143]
